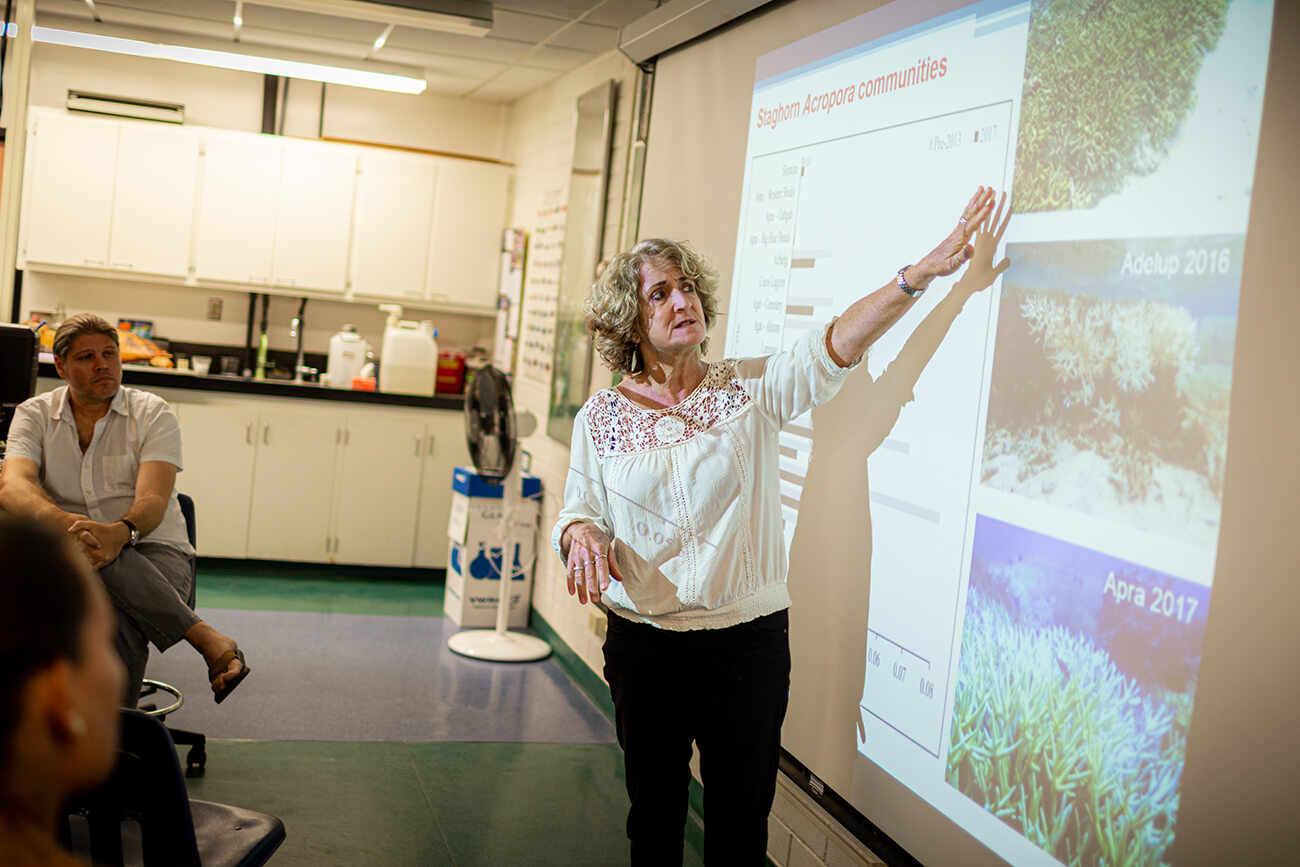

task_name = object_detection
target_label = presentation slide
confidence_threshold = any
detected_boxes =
[726,0,1273,864]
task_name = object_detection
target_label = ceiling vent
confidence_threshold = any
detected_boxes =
[66,90,185,124]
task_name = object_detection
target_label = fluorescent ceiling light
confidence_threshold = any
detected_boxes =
[372,23,395,53]
[27,26,428,94]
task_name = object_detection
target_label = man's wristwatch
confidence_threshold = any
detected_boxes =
[120,518,140,547]
[896,265,925,298]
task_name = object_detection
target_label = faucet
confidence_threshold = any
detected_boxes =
[289,298,310,383]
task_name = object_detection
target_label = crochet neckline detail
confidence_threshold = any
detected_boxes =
[608,360,727,415]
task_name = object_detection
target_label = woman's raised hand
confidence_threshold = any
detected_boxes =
[909,186,1002,288]
[562,521,622,605]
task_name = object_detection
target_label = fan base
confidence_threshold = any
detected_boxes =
[447,629,551,662]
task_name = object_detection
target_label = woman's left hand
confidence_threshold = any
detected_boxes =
[906,186,1000,289]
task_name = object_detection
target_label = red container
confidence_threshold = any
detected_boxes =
[436,351,466,394]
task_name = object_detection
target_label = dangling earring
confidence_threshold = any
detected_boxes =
[629,347,642,375]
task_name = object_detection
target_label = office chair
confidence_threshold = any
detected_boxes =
[139,491,207,773]
[62,709,286,867]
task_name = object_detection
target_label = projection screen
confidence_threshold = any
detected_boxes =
[636,0,1298,864]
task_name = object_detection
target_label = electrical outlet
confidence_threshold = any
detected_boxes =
[589,610,607,639]
[206,297,223,320]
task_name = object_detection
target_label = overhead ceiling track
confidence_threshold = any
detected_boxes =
[619,0,771,65]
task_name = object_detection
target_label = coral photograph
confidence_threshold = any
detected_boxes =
[946,516,1209,866]
[1012,0,1262,214]
[981,237,1240,549]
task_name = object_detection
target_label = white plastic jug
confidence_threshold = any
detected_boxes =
[380,319,438,396]
[326,324,370,389]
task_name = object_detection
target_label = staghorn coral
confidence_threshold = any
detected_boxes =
[1175,365,1232,496]
[947,586,1189,866]
[1013,0,1229,213]
[1007,289,1207,499]
[1021,291,1198,406]
[1109,311,1156,394]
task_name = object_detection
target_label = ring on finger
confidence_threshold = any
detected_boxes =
[594,553,608,561]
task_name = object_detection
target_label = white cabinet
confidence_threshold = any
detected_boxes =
[20,109,507,313]
[196,135,355,293]
[244,406,341,563]
[173,404,258,559]
[173,398,467,568]
[332,416,426,566]
[413,412,474,569]
[194,131,281,286]
[352,153,510,311]
[108,123,200,277]
[426,160,511,309]
[271,139,356,294]
[351,149,437,301]
[22,112,117,269]
[21,112,200,278]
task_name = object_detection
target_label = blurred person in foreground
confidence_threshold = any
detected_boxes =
[0,514,125,866]
[555,187,1008,864]
[0,313,249,707]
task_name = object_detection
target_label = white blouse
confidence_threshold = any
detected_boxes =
[552,323,859,630]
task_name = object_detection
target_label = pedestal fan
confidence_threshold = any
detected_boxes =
[447,366,551,662]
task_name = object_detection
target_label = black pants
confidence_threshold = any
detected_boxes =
[602,609,791,866]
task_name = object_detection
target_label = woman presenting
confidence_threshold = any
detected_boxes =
[554,186,1002,864]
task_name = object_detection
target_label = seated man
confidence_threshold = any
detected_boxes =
[0,313,250,707]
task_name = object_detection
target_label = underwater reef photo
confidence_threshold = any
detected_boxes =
[981,237,1240,549]
[1012,0,1230,213]
[946,516,1207,866]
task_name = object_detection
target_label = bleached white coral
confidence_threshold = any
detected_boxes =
[1018,291,1198,400]
[1144,301,1199,370]
[1109,311,1155,393]
[1092,398,1120,429]
[1021,295,1052,333]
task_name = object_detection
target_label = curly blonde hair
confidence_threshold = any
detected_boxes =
[584,238,720,376]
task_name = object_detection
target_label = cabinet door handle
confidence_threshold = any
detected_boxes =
[414,436,421,456]
[111,262,134,269]
[426,434,436,455]
[83,258,105,266]
[245,422,252,445]
[262,423,270,445]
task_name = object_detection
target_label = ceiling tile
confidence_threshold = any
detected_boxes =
[30,0,657,104]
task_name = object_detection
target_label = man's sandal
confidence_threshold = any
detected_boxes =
[209,648,251,705]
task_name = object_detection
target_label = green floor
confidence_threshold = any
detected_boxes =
[196,571,444,617]
[186,740,635,866]
[185,564,706,866]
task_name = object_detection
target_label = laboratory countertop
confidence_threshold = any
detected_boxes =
[37,361,464,411]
